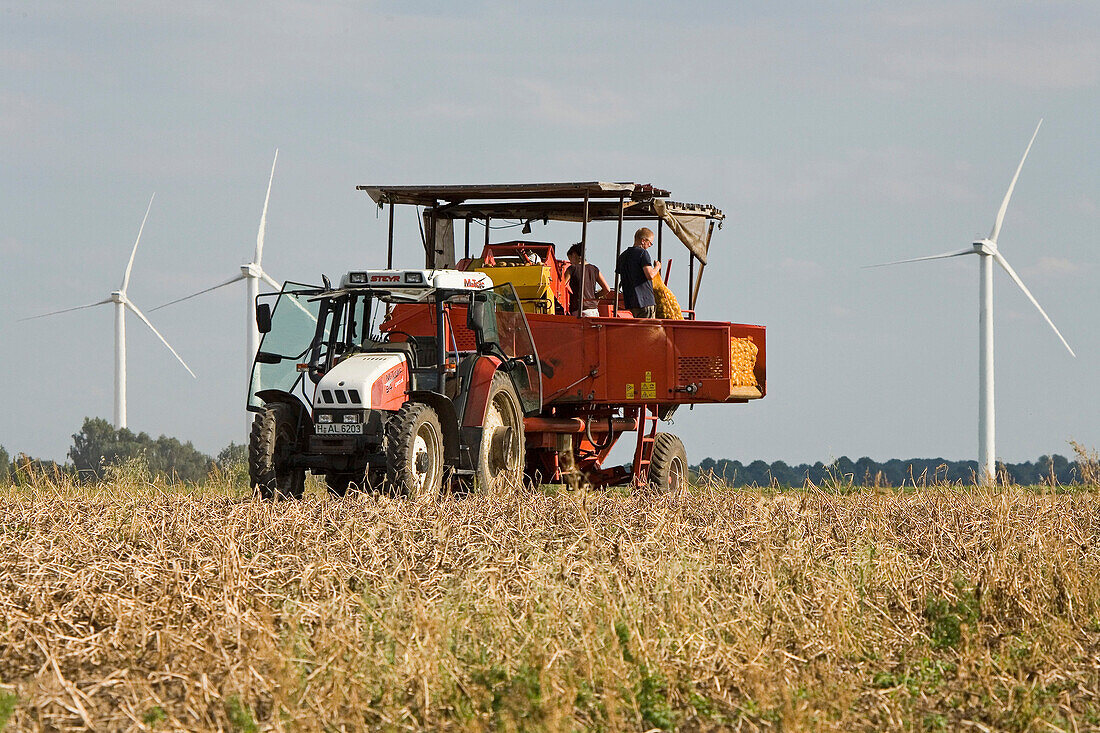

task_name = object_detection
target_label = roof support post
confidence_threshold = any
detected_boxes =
[426,206,436,269]
[656,219,663,263]
[688,254,695,311]
[579,191,589,317]
[387,202,395,269]
[484,216,490,250]
[464,217,470,260]
[691,221,715,311]
[612,193,625,316]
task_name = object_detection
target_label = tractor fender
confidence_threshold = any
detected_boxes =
[253,390,313,440]
[459,355,504,428]
[406,390,461,464]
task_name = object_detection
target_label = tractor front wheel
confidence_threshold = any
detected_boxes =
[648,432,687,493]
[476,372,526,491]
[385,403,445,500]
[249,403,306,499]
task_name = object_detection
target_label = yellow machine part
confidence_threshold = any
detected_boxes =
[472,263,556,314]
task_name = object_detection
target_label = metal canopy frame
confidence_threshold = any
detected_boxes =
[356,181,725,311]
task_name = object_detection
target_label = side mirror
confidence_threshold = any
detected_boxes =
[256,302,273,334]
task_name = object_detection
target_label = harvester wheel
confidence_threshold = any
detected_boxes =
[249,403,305,500]
[648,432,687,493]
[476,372,526,491]
[385,402,444,500]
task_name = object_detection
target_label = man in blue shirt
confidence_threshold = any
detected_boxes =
[616,227,662,318]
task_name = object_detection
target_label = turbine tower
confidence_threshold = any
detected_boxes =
[870,120,1075,483]
[22,195,196,428]
[152,150,283,431]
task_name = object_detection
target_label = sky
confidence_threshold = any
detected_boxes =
[2,1,1097,466]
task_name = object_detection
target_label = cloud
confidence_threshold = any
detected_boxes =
[1021,256,1089,280]
[512,79,631,128]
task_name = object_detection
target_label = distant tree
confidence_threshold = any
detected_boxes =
[9,453,69,485]
[68,417,213,483]
[0,444,10,483]
[216,442,248,470]
[745,460,770,486]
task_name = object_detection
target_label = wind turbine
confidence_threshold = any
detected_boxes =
[869,120,1075,483]
[21,194,196,429]
[152,149,283,428]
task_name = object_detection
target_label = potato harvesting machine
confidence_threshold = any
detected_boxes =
[246,182,765,497]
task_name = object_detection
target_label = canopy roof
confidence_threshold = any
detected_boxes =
[357,181,672,206]
[357,181,724,264]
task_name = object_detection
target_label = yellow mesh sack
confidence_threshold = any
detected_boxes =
[730,337,759,389]
[652,274,683,320]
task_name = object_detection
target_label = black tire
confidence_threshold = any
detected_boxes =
[648,432,687,493]
[475,371,526,491]
[385,402,445,500]
[249,403,306,499]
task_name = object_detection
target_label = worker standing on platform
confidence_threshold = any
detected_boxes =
[566,243,610,317]
[616,227,661,318]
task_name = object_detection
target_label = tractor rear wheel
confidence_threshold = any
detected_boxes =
[648,432,687,493]
[476,371,526,491]
[249,403,305,499]
[385,402,444,500]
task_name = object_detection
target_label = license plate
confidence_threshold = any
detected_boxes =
[315,423,363,435]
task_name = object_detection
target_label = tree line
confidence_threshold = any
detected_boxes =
[1,418,1095,487]
[695,451,1096,487]
[1,418,245,484]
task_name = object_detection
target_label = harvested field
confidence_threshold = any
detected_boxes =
[2,476,1100,731]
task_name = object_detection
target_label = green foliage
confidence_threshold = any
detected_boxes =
[636,666,674,731]
[697,450,1095,487]
[469,663,544,728]
[142,705,166,727]
[925,582,979,650]
[224,696,257,733]
[69,417,213,483]
[216,442,247,470]
[0,689,16,731]
[0,445,9,484]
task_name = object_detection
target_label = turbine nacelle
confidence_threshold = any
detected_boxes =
[242,263,264,279]
[971,239,997,255]
[110,290,126,304]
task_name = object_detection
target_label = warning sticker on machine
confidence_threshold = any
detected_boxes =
[626,384,635,399]
[641,382,656,399]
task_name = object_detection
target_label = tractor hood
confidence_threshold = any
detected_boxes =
[314,352,409,411]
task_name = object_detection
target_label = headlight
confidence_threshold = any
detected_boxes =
[317,413,333,423]
[343,414,360,424]
[404,271,424,284]
[348,272,367,284]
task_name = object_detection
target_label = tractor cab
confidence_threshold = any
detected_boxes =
[249,269,540,413]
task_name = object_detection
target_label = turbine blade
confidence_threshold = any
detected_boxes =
[150,272,247,311]
[258,269,281,291]
[256,269,318,324]
[993,250,1075,357]
[123,299,198,377]
[989,119,1042,243]
[122,193,155,291]
[19,298,112,322]
[864,248,974,269]
[255,149,278,265]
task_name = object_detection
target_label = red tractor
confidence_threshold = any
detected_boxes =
[247,182,765,496]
